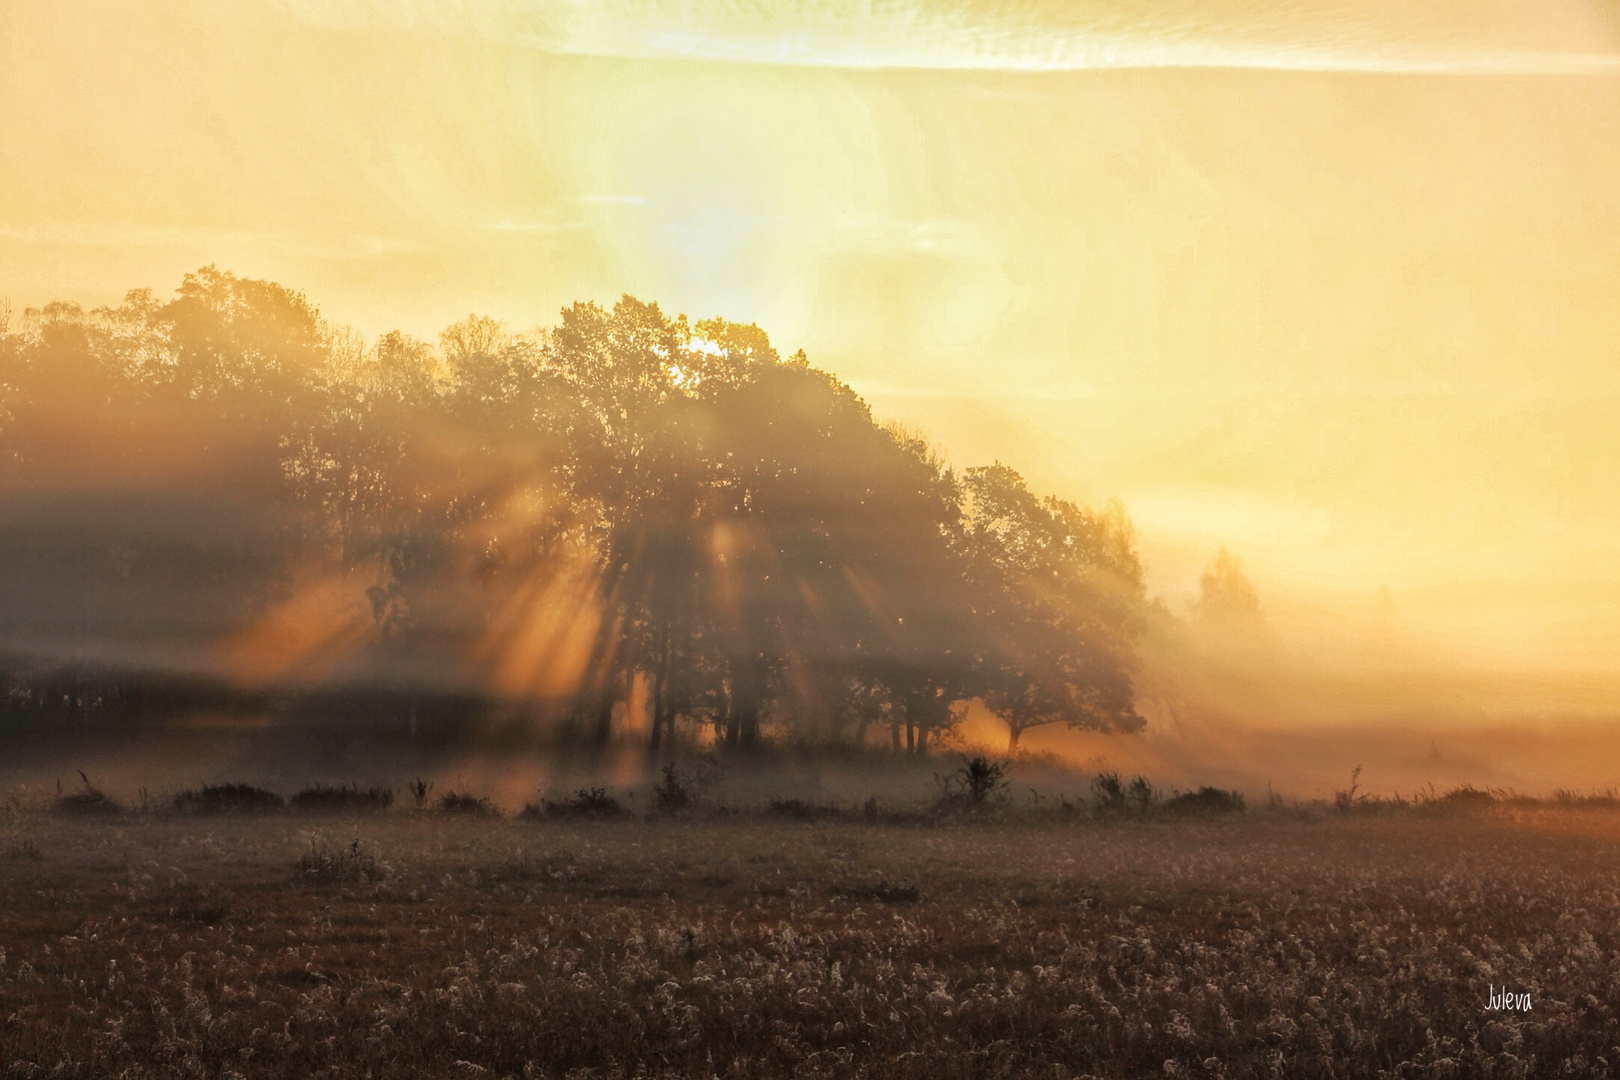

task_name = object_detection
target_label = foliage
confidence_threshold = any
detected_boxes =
[171,783,285,814]
[1164,786,1247,815]
[652,762,692,814]
[528,787,629,820]
[1193,547,1263,630]
[0,269,1151,755]
[1090,770,1157,814]
[934,755,1011,810]
[437,792,495,816]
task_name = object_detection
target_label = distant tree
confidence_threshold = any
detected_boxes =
[1193,548,1263,632]
[960,464,1145,752]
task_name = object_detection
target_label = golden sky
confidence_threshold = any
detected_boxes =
[3,0,1619,682]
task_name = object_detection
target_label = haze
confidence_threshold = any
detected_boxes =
[3,0,1619,732]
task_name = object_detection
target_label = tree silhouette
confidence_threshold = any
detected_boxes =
[0,269,1153,754]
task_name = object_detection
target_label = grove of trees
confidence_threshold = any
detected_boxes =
[0,268,1149,753]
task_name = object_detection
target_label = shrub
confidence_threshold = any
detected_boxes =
[438,791,495,815]
[55,771,120,816]
[408,777,434,809]
[290,783,395,813]
[960,756,1010,802]
[528,787,628,820]
[934,755,1010,811]
[1092,772,1156,815]
[171,784,284,815]
[766,797,842,821]
[1164,786,1246,815]
[1437,785,1495,809]
[653,762,692,814]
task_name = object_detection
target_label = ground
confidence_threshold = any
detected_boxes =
[2,805,1618,1078]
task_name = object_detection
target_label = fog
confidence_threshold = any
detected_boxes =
[2,0,1618,800]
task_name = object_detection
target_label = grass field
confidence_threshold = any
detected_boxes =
[2,799,1619,1078]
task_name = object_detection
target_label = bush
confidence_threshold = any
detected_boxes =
[438,791,495,816]
[290,783,395,813]
[172,784,284,815]
[55,771,120,816]
[934,755,1010,811]
[526,787,628,820]
[653,763,691,814]
[960,756,1010,802]
[1092,772,1156,815]
[1437,785,1496,809]
[766,797,843,821]
[1164,786,1246,816]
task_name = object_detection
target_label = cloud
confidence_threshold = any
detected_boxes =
[0,221,425,260]
[268,0,1620,75]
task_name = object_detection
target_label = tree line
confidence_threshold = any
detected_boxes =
[0,267,1148,752]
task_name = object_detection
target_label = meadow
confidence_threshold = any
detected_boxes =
[3,784,1619,1079]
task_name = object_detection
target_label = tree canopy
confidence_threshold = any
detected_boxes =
[0,268,1149,751]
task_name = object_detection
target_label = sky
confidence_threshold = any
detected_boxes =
[3,0,1619,691]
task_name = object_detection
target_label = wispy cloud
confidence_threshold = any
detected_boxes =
[269,0,1620,75]
[0,220,426,259]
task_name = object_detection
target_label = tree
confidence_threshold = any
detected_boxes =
[0,268,1155,757]
[960,464,1145,752]
[1193,548,1262,632]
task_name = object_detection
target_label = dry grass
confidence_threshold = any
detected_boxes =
[1,805,1618,1077]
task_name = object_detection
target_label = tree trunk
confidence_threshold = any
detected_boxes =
[1007,726,1021,754]
[722,691,739,747]
[733,656,764,749]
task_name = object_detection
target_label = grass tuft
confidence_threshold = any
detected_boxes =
[294,836,384,885]
[54,771,120,816]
